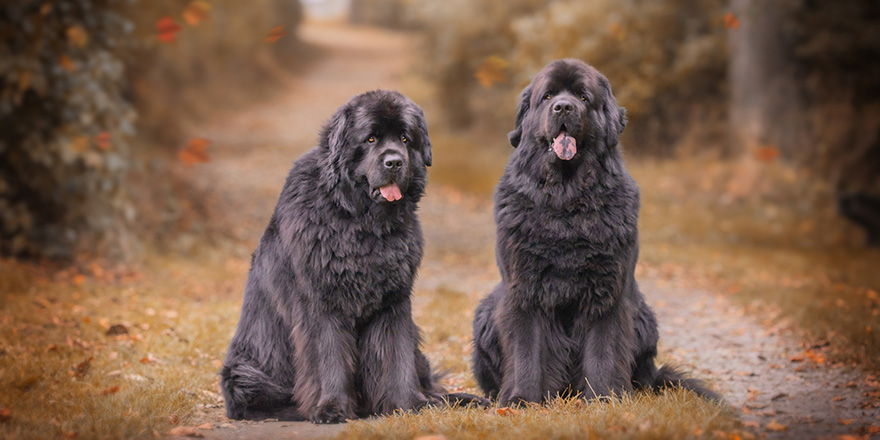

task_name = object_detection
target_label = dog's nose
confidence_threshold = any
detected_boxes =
[553,100,574,114]
[384,154,404,170]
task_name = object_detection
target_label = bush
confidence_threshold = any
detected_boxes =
[0,1,303,260]
[0,1,136,259]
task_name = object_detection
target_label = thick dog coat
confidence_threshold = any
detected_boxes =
[221,90,482,424]
[472,60,718,405]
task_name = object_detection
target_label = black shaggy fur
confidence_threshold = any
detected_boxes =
[472,60,719,405]
[220,90,486,424]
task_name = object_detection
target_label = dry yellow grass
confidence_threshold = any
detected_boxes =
[337,391,742,440]
[0,252,244,439]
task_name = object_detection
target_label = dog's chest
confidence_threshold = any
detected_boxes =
[499,193,636,310]
[307,223,421,315]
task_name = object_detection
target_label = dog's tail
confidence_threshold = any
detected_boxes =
[648,364,722,402]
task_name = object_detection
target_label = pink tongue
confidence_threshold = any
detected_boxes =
[552,132,577,160]
[379,182,402,202]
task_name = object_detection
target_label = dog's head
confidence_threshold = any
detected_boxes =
[508,59,627,164]
[321,90,432,205]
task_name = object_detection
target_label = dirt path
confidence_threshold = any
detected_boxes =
[177,21,880,440]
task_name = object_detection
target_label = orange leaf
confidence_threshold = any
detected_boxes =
[724,12,740,30]
[179,138,211,166]
[0,407,10,422]
[494,406,520,416]
[765,421,787,432]
[168,426,203,437]
[94,132,111,150]
[265,25,288,44]
[101,385,120,395]
[59,55,76,72]
[73,357,92,378]
[72,274,86,285]
[67,25,88,48]
[156,16,182,43]
[608,22,625,40]
[754,145,780,162]
[475,56,509,88]
[70,137,90,153]
[183,1,211,26]
[838,418,854,425]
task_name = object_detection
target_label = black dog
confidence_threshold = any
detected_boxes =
[221,90,483,424]
[472,59,718,405]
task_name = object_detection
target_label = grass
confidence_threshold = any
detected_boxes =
[0,252,244,439]
[337,391,742,440]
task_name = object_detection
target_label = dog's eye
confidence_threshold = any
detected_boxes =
[543,93,552,101]
[580,95,588,102]
[401,135,408,143]
[367,136,375,143]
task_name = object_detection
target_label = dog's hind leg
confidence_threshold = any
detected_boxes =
[220,361,302,421]
[472,285,504,400]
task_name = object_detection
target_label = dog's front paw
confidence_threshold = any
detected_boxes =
[311,404,350,424]
[500,391,539,407]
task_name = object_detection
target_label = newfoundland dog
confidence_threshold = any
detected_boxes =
[221,90,483,424]
[472,59,718,405]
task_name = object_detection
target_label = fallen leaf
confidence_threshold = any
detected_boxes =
[723,12,740,30]
[196,423,214,430]
[838,418,854,425]
[832,396,845,402]
[73,357,92,378]
[72,274,86,285]
[742,421,760,429]
[765,421,788,432]
[67,25,88,47]
[168,426,203,437]
[494,406,520,416]
[140,353,164,365]
[101,385,119,395]
[0,407,10,422]
[179,138,211,166]
[415,436,448,440]
[156,17,182,43]
[836,436,861,440]
[754,145,780,162]
[40,3,52,15]
[183,1,211,26]
[106,324,129,336]
[265,25,287,44]
[475,55,509,88]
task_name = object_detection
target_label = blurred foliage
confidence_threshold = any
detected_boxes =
[410,0,728,154]
[0,0,302,260]
[789,1,880,193]
[0,0,136,259]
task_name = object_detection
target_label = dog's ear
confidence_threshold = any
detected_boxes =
[325,105,349,154]
[600,77,627,148]
[508,84,532,148]
[413,105,432,167]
